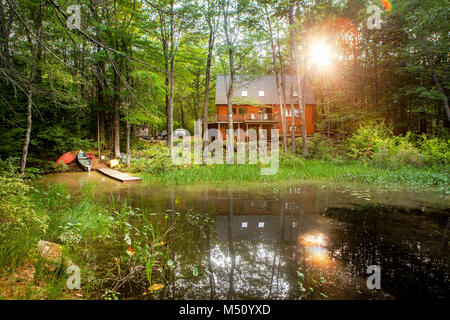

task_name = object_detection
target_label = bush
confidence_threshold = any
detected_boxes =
[345,122,391,161]
[346,123,450,168]
[416,135,450,165]
[130,143,174,175]
[0,157,19,176]
[304,134,340,161]
[0,177,48,238]
[0,177,48,270]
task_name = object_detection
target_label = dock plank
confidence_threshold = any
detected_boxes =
[97,168,141,183]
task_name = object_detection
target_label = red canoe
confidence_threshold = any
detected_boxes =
[55,151,79,166]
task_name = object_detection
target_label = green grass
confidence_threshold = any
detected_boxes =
[130,140,449,189]
[0,177,173,299]
[140,156,448,190]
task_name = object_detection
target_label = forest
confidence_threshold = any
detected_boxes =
[0,0,448,174]
[0,0,449,302]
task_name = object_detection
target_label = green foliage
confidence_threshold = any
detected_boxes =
[0,177,48,240]
[0,177,48,271]
[345,123,391,161]
[296,135,342,161]
[345,123,450,168]
[415,135,450,165]
[130,143,174,175]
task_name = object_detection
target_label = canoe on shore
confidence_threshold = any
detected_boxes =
[77,151,92,171]
[55,151,79,166]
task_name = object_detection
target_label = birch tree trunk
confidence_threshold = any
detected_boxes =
[288,5,297,153]
[266,11,287,153]
[203,11,216,142]
[291,4,308,156]
[19,3,42,174]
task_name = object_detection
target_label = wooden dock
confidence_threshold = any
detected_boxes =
[97,168,141,183]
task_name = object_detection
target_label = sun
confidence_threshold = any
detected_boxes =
[309,42,332,67]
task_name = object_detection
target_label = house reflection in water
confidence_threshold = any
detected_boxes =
[216,214,300,242]
[214,188,319,243]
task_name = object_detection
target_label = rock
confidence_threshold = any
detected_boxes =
[37,240,62,264]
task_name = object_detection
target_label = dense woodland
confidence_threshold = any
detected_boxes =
[0,0,448,173]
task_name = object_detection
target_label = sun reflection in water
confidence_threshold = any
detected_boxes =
[299,232,334,267]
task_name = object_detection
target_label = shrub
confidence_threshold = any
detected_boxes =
[345,122,391,160]
[130,143,174,175]
[304,134,339,161]
[416,135,450,165]
[0,177,48,270]
[0,177,48,238]
[344,123,450,168]
[0,157,19,176]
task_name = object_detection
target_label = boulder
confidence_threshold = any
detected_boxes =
[37,240,62,264]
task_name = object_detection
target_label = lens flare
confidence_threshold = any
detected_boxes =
[299,232,333,266]
[380,0,391,11]
[310,42,332,67]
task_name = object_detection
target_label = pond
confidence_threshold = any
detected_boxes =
[42,172,449,300]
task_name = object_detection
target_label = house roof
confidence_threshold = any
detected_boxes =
[215,75,316,106]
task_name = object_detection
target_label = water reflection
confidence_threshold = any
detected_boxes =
[40,172,449,299]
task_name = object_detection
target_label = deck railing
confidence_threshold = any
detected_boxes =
[212,113,278,122]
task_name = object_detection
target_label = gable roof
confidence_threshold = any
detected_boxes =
[215,75,316,105]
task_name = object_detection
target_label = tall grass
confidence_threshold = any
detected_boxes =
[130,136,449,189]
[0,178,173,299]
[148,157,448,189]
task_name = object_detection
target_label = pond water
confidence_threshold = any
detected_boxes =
[42,172,449,300]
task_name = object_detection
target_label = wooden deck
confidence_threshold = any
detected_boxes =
[97,168,141,183]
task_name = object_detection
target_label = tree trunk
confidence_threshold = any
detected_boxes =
[126,106,130,167]
[99,110,105,142]
[203,25,215,142]
[222,3,234,137]
[288,5,297,153]
[19,74,34,174]
[267,11,287,153]
[19,3,42,174]
[294,47,308,156]
[0,0,13,66]
[168,59,174,159]
[291,4,308,156]
[226,49,234,135]
[180,99,186,129]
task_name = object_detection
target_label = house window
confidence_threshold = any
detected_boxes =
[285,109,292,117]
[232,107,237,114]
[241,90,248,97]
[258,90,265,97]
[238,107,247,115]
[294,109,300,117]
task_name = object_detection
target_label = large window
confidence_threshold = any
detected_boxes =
[238,108,247,114]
